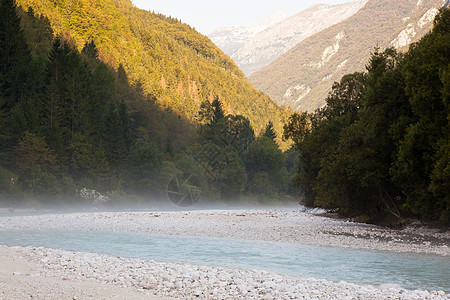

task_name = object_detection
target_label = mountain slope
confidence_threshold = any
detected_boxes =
[209,0,367,76]
[249,0,446,112]
[16,0,289,134]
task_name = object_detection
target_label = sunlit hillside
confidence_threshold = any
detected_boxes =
[16,0,290,135]
[250,0,445,112]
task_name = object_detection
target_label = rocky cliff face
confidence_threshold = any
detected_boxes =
[249,0,446,112]
[208,12,287,58]
[208,0,368,76]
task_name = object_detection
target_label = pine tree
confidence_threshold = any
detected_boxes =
[0,0,32,109]
[211,97,225,125]
[0,0,35,162]
[263,121,277,142]
[81,40,99,70]
[197,100,213,126]
[44,38,69,154]
[117,64,128,85]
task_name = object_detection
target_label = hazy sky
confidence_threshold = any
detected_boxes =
[131,0,351,35]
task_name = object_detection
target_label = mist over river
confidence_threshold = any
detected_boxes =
[0,209,448,299]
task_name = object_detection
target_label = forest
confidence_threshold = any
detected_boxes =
[1,0,448,226]
[13,0,290,137]
[0,0,295,207]
[284,8,449,226]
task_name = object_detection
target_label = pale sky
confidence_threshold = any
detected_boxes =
[131,0,352,35]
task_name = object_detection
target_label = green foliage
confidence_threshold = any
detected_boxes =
[14,131,61,200]
[17,6,53,59]
[0,2,190,203]
[249,0,444,113]
[125,139,161,195]
[0,0,294,206]
[245,137,286,194]
[197,100,213,126]
[15,131,57,173]
[211,97,225,126]
[390,8,450,223]
[283,112,311,149]
[318,72,365,120]
[0,0,35,160]
[248,172,273,195]
[0,0,31,107]
[225,115,255,153]
[194,102,289,200]
[215,149,247,199]
[285,9,450,224]
[0,165,18,201]
[246,137,284,177]
[263,121,277,142]
[15,0,290,139]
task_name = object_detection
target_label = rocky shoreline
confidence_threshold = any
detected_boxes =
[2,245,447,299]
[0,209,449,299]
[0,209,448,256]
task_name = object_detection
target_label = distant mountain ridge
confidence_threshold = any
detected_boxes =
[249,0,446,112]
[208,12,287,56]
[209,0,368,76]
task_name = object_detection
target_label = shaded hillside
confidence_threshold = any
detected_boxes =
[16,0,290,134]
[250,0,445,112]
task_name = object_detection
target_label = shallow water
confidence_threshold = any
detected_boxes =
[0,230,448,292]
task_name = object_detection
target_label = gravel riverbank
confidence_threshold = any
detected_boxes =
[0,209,448,299]
[1,245,448,299]
[1,209,448,256]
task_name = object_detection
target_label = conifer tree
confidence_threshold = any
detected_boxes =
[0,0,31,109]
[197,100,213,126]
[211,97,225,125]
[263,121,277,142]
[81,40,99,70]
[0,0,35,160]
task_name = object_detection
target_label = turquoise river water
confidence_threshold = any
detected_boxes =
[0,230,448,292]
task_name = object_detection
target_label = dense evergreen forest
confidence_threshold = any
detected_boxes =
[284,9,449,226]
[0,0,295,206]
[1,0,448,226]
[13,0,290,139]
